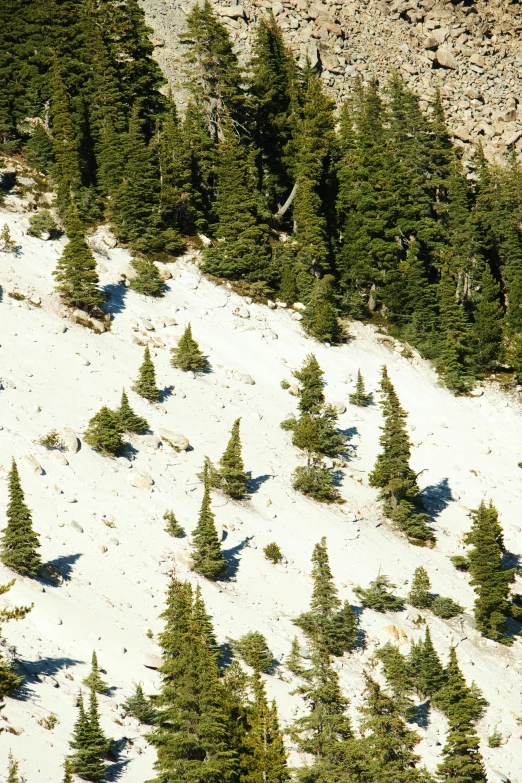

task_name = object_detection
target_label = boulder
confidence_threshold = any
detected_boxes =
[144,653,163,669]
[435,48,458,70]
[159,429,190,451]
[25,454,43,474]
[70,521,84,533]
[61,427,80,453]
[215,4,245,18]
[233,306,250,319]
[39,563,63,586]
[129,469,154,490]
[469,52,485,69]
[140,434,161,450]
[101,231,117,248]
[331,401,347,415]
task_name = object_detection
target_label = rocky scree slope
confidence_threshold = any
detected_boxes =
[142,0,522,164]
[1,202,522,780]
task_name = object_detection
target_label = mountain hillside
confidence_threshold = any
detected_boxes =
[1,188,522,780]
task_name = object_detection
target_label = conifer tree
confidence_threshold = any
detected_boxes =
[354,573,403,613]
[133,346,160,402]
[302,275,343,344]
[84,407,124,456]
[0,225,15,253]
[53,201,104,313]
[433,647,485,724]
[26,122,55,174]
[416,628,446,699]
[375,642,414,709]
[123,683,156,724]
[192,460,227,580]
[436,265,472,394]
[286,636,304,676]
[97,117,125,201]
[243,670,289,783]
[83,650,108,694]
[407,566,432,609]
[171,323,210,373]
[234,631,273,674]
[158,101,195,238]
[163,510,184,538]
[62,758,74,783]
[203,122,271,282]
[116,390,148,434]
[192,585,221,663]
[1,459,42,576]
[69,692,108,782]
[7,753,20,783]
[471,265,504,373]
[294,537,356,656]
[129,256,165,297]
[369,367,433,543]
[50,56,82,215]
[349,370,373,406]
[219,418,249,500]
[464,500,514,644]
[0,579,32,698]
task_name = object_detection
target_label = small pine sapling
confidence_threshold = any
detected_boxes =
[116,390,148,434]
[38,429,64,450]
[264,542,283,564]
[0,224,16,253]
[450,555,469,572]
[122,683,156,723]
[129,256,165,297]
[132,346,160,402]
[0,460,42,576]
[62,759,74,783]
[83,650,108,693]
[407,566,432,609]
[191,460,227,580]
[163,510,184,538]
[349,370,373,406]
[7,753,20,783]
[286,636,304,675]
[219,418,249,499]
[354,573,404,612]
[233,631,274,673]
[84,407,124,455]
[170,323,210,373]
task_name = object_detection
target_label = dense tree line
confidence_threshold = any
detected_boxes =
[3,0,522,388]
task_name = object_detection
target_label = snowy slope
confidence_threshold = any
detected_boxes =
[0,206,521,782]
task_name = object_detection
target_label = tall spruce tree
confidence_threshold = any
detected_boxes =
[133,346,160,402]
[1,459,42,576]
[242,670,289,783]
[471,264,504,373]
[192,460,227,580]
[349,370,373,407]
[464,500,514,644]
[83,650,108,694]
[158,102,195,237]
[416,628,446,699]
[69,691,108,782]
[50,55,82,216]
[433,648,484,724]
[369,367,433,543]
[53,201,104,313]
[171,323,210,373]
[0,579,32,698]
[407,566,432,609]
[436,265,472,393]
[219,418,249,500]
[116,390,148,434]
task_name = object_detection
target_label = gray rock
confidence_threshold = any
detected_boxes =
[61,427,80,453]
[159,429,190,451]
[331,401,347,415]
[215,4,245,18]
[144,653,163,669]
[140,434,161,449]
[70,521,84,533]
[129,469,154,490]
[25,454,44,474]
[436,48,458,70]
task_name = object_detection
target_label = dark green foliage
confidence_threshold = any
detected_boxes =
[7,753,20,783]
[1,460,42,576]
[430,596,463,619]
[116,390,148,434]
[264,542,283,564]
[63,758,74,783]
[375,643,414,705]
[0,579,32,698]
[27,209,57,238]
[434,648,485,724]
[471,265,504,373]
[84,407,124,456]
[286,637,304,676]
[123,683,156,723]
[294,537,356,656]
[83,650,108,694]
[233,631,273,673]
[163,510,184,538]
[171,323,210,373]
[354,574,403,613]
[133,346,160,402]
[450,555,470,572]
[464,500,514,644]
[302,275,343,344]
[242,670,289,783]
[219,418,249,500]
[158,102,195,238]
[192,460,227,580]
[50,56,82,215]
[407,567,432,609]
[129,257,165,297]
[26,123,55,174]
[436,266,472,394]
[69,691,109,782]
[53,201,104,313]
[349,370,373,406]
[369,367,434,543]
[409,628,446,699]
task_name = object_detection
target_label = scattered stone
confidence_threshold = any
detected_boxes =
[129,469,154,490]
[159,429,190,451]
[144,653,163,669]
[70,521,84,533]
[61,427,80,453]
[215,4,245,18]
[435,48,458,70]
[25,454,43,474]
[233,306,250,319]
[331,401,347,415]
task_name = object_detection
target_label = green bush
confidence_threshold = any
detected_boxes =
[450,555,469,572]
[430,596,463,619]
[38,429,64,450]
[27,209,57,238]
[264,542,283,564]
[233,631,274,673]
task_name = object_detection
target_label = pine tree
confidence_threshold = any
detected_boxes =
[84,407,124,455]
[203,122,271,283]
[50,55,81,216]
[0,579,32,698]
[1,459,42,576]
[26,122,55,174]
[349,370,373,406]
[192,460,227,580]
[116,390,148,434]
[0,224,15,252]
[286,636,304,676]
[53,201,104,313]
[132,346,160,402]
[375,642,414,706]
[192,585,221,663]
[407,567,432,609]
[83,650,108,694]
[62,758,74,783]
[242,670,289,783]
[354,573,404,613]
[416,628,446,699]
[294,537,356,656]
[69,692,108,782]
[123,683,156,723]
[471,265,504,373]
[7,753,20,783]
[171,323,210,373]
[163,510,185,538]
[129,256,165,297]
[302,275,343,344]
[369,367,433,543]
[436,265,473,394]
[464,500,514,644]
[219,418,249,500]
[234,631,273,674]
[158,101,195,238]
[433,648,485,724]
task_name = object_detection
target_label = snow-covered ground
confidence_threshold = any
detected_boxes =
[0,205,521,782]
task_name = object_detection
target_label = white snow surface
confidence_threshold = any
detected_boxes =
[1,208,522,782]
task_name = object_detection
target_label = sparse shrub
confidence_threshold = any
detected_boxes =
[163,510,184,538]
[263,542,283,564]
[27,209,57,238]
[488,729,502,748]
[38,712,59,730]
[450,555,469,572]
[349,370,373,406]
[83,650,109,693]
[280,379,290,390]
[38,429,64,450]
[233,631,274,673]
[0,224,15,252]
[430,596,463,619]
[129,256,165,297]
[354,574,404,612]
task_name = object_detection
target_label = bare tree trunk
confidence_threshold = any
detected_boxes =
[276,183,298,217]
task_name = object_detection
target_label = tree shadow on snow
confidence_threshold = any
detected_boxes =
[106,759,131,782]
[102,282,127,316]
[247,473,272,494]
[44,552,82,582]
[419,477,453,522]
[407,699,431,728]
[159,385,174,402]
[222,536,253,580]
[352,604,367,651]
[13,655,82,699]
[338,426,358,459]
